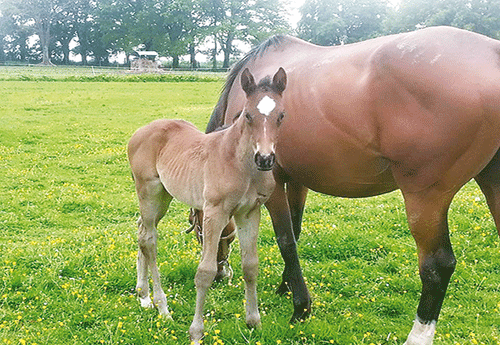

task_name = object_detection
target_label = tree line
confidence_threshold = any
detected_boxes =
[1,0,499,68]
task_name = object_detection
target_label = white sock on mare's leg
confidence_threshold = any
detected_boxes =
[404,318,436,345]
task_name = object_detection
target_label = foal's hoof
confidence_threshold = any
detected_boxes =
[189,323,204,345]
[139,295,154,309]
[246,314,261,329]
[156,305,173,320]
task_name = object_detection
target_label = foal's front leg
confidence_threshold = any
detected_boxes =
[189,209,229,344]
[234,208,262,328]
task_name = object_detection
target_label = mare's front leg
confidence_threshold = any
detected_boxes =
[135,178,173,317]
[275,179,308,296]
[189,208,229,344]
[402,188,457,345]
[265,177,311,322]
[287,179,309,241]
[234,208,262,328]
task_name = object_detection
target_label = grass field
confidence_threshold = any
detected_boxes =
[0,66,499,345]
[0,66,225,83]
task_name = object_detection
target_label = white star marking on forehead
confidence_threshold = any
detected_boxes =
[257,96,276,116]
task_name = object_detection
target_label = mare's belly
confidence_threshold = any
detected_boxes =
[277,125,398,198]
[281,156,397,197]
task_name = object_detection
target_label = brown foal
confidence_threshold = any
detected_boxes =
[128,68,287,344]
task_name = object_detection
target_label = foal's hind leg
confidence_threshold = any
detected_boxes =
[475,149,500,236]
[136,178,173,317]
[401,188,457,345]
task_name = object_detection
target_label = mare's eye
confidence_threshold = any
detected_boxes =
[277,112,285,125]
[245,112,253,123]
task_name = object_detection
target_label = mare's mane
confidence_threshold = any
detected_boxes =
[206,35,293,133]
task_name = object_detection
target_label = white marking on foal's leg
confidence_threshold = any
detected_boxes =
[136,236,152,308]
[404,318,436,345]
[139,293,153,308]
[150,256,171,318]
[153,289,172,318]
[257,96,276,116]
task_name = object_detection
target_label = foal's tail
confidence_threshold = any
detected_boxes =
[205,35,291,134]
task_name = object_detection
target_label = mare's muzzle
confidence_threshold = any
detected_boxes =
[255,152,276,171]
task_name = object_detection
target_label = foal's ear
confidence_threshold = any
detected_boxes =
[272,67,287,95]
[241,68,257,96]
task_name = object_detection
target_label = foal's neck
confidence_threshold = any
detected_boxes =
[220,115,256,169]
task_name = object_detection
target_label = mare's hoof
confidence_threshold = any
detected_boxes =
[214,263,233,282]
[290,300,312,323]
[275,280,291,296]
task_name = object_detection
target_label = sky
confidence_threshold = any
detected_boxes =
[286,0,306,29]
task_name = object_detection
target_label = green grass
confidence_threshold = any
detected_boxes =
[0,72,499,345]
[0,65,225,82]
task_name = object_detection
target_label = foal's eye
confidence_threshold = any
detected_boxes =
[245,112,253,123]
[277,112,285,125]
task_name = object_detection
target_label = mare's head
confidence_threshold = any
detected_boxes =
[240,67,287,171]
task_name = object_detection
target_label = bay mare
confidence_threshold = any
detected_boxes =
[204,26,500,344]
[128,68,287,344]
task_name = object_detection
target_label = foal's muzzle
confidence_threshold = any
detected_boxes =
[255,152,276,171]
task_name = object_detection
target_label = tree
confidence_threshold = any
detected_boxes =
[387,0,500,38]
[0,14,35,62]
[134,0,198,68]
[0,15,8,62]
[1,0,70,65]
[98,0,199,68]
[97,0,144,64]
[52,4,76,65]
[201,0,289,69]
[298,0,388,45]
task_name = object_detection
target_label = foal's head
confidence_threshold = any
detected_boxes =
[240,67,287,171]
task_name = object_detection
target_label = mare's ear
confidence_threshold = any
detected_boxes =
[272,67,287,95]
[241,68,256,96]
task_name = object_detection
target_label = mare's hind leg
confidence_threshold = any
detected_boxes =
[475,149,500,236]
[265,174,311,322]
[401,188,457,345]
[136,177,173,317]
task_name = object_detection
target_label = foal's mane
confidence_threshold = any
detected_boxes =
[205,35,292,134]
